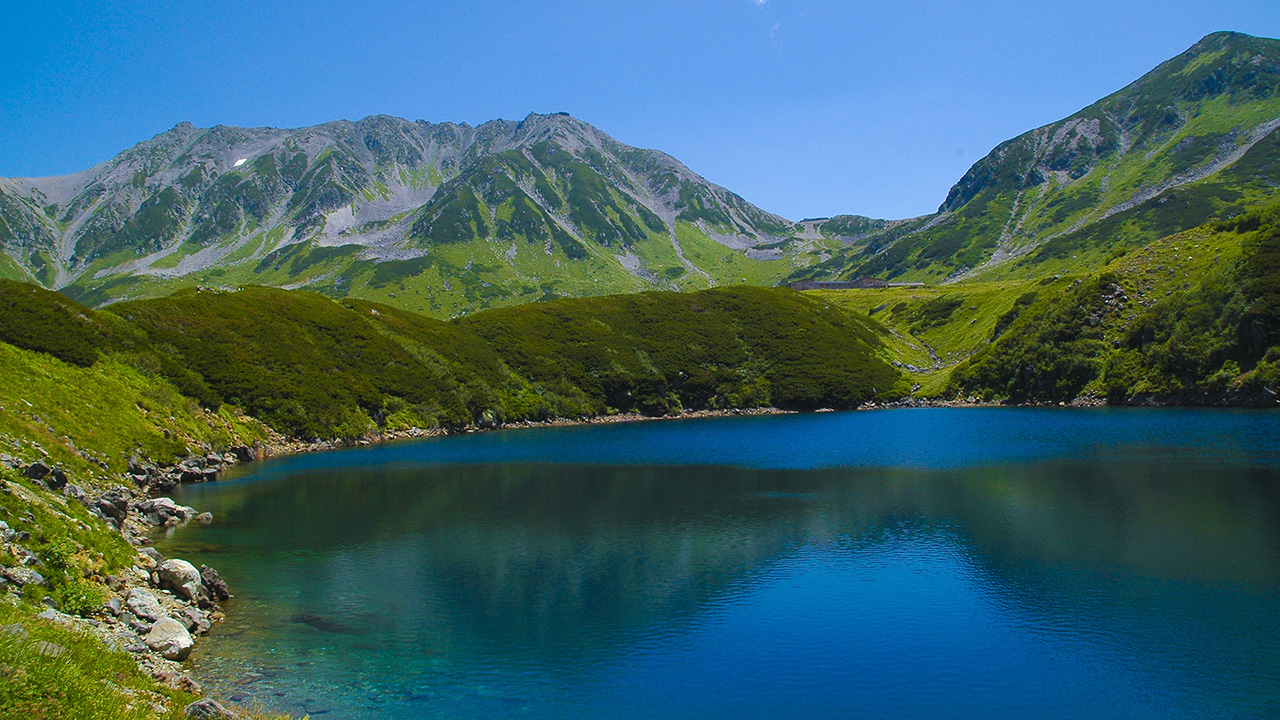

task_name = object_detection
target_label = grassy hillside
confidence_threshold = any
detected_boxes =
[0,282,906,442]
[945,204,1280,403]
[799,31,1280,286]
[457,286,907,414]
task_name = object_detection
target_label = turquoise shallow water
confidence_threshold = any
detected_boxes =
[157,408,1280,719]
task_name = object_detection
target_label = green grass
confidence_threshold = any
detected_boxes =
[811,281,1035,396]
[947,203,1280,403]
[0,598,198,720]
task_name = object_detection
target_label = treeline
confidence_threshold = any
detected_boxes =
[0,281,907,439]
[949,204,1280,404]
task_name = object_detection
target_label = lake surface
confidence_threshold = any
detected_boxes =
[156,408,1280,719]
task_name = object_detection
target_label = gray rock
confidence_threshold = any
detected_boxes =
[200,565,231,601]
[94,488,131,520]
[194,512,213,525]
[3,567,46,587]
[61,484,86,504]
[141,547,164,564]
[137,497,196,526]
[146,617,194,660]
[36,609,62,622]
[105,597,122,616]
[158,559,204,602]
[0,623,28,639]
[124,611,152,635]
[232,445,256,463]
[126,588,164,623]
[184,698,238,719]
[23,461,50,480]
[180,606,212,635]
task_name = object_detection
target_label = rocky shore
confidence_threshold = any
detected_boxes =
[1,454,241,718]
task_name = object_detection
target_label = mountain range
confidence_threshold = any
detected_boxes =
[1,31,1278,314]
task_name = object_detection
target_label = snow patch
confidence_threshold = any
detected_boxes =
[233,158,247,168]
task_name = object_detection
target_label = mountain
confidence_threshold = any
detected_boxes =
[0,113,845,313]
[797,31,1280,284]
[4,31,1279,313]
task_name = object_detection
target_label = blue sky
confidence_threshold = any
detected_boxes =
[2,1,1278,220]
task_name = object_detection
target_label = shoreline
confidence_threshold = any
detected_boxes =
[248,393,1277,464]
[130,393,1275,716]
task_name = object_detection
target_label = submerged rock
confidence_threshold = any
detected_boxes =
[146,617,194,660]
[184,698,238,719]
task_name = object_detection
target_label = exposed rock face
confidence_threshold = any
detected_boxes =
[145,617,194,661]
[1,111,806,312]
[157,559,204,603]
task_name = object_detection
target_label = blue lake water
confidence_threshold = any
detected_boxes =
[156,408,1280,719]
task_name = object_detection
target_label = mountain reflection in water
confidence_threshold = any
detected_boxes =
[157,410,1280,720]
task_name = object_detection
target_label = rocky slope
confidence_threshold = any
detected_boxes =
[0,113,841,314]
[797,31,1280,284]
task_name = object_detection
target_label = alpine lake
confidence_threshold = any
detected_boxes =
[153,408,1280,719]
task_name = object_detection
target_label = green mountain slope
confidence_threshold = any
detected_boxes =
[800,31,1280,285]
[0,279,906,440]
[0,114,841,315]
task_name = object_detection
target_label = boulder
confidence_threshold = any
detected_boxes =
[95,498,125,519]
[23,461,50,480]
[137,498,196,526]
[200,565,231,601]
[146,617,194,660]
[126,588,164,623]
[184,698,239,719]
[95,488,131,519]
[194,512,213,525]
[231,445,256,463]
[45,467,68,491]
[158,559,204,602]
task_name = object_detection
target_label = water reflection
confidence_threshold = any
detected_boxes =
[156,449,1280,719]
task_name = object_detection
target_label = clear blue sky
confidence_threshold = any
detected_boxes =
[2,1,1278,220]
